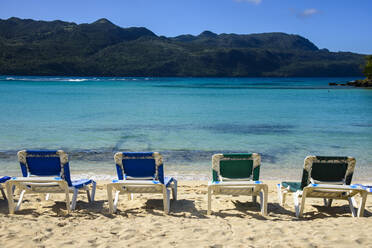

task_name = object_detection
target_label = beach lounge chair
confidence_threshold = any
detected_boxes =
[277,156,367,218]
[207,153,268,215]
[0,176,11,199]
[5,150,96,214]
[107,152,177,214]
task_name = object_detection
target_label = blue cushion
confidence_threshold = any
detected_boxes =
[123,159,156,178]
[26,157,62,176]
[26,150,58,155]
[0,176,11,183]
[122,152,154,157]
[71,179,93,189]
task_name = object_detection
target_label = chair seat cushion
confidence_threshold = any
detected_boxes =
[281,181,302,192]
[71,179,93,189]
[0,176,11,183]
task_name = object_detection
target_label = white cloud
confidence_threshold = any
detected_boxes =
[234,0,262,5]
[298,8,319,18]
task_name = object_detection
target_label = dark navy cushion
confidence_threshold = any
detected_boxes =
[123,159,156,178]
[0,176,11,183]
[26,157,61,176]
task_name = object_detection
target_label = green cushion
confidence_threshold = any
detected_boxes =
[281,182,302,192]
[220,160,253,179]
[311,162,348,183]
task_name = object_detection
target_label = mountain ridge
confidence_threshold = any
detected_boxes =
[0,17,366,77]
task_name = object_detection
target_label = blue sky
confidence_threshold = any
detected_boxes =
[1,0,371,54]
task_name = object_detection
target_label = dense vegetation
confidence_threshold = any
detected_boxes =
[363,55,372,79]
[0,17,366,77]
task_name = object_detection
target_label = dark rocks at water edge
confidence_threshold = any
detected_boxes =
[329,79,372,87]
[0,17,366,77]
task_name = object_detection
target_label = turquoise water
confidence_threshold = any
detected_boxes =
[0,76,371,181]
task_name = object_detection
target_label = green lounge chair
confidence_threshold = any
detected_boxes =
[277,156,367,218]
[207,153,268,215]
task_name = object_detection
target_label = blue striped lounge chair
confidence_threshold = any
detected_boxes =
[5,150,96,214]
[207,153,268,215]
[0,176,11,199]
[277,156,367,218]
[107,152,177,214]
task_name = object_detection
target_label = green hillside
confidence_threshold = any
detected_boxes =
[0,17,366,77]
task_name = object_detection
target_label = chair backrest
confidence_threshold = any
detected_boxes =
[114,152,165,184]
[300,156,356,189]
[212,153,261,182]
[17,150,72,186]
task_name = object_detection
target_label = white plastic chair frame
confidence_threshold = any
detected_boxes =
[293,184,367,218]
[6,177,96,214]
[354,184,372,217]
[107,179,177,214]
[207,153,268,216]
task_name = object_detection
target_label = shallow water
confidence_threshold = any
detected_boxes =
[0,76,371,181]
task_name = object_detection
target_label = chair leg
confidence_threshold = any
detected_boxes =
[107,185,114,214]
[6,182,15,214]
[351,197,358,208]
[70,188,78,210]
[357,192,367,217]
[277,184,286,206]
[172,180,177,200]
[259,192,263,210]
[261,185,268,216]
[323,198,332,207]
[252,196,257,203]
[113,191,120,213]
[207,186,212,215]
[348,197,357,217]
[299,191,306,218]
[162,186,170,214]
[91,181,96,202]
[15,190,26,212]
[86,189,91,202]
[65,187,71,212]
[294,191,305,218]
[1,188,7,199]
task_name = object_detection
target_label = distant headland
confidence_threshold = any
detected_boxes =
[0,17,368,77]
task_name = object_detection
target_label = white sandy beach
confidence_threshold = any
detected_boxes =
[0,180,371,248]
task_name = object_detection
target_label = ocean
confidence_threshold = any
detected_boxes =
[0,76,371,181]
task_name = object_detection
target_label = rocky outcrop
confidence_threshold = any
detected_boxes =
[329,79,372,87]
[347,79,372,87]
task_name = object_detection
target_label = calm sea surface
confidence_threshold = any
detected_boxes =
[0,76,371,181]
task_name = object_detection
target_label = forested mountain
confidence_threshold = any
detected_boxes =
[0,17,366,77]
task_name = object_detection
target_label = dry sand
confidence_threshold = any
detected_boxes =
[0,180,371,248]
